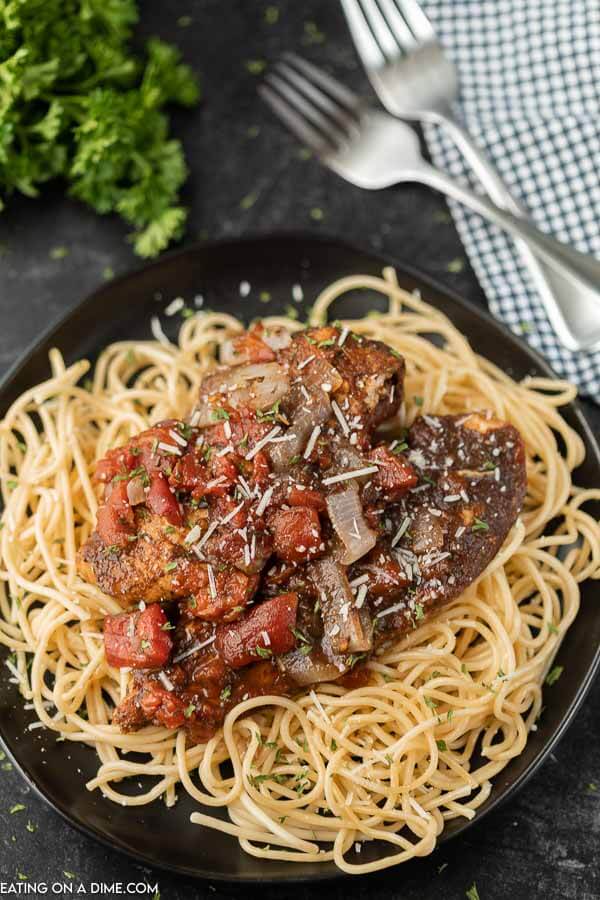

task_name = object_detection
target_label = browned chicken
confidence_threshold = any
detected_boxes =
[77,325,527,742]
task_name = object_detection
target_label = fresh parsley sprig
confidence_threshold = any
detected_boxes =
[0,1,200,257]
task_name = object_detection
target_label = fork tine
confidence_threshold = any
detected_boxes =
[283,53,362,114]
[267,69,351,146]
[393,0,436,44]
[376,0,419,51]
[340,0,387,70]
[350,0,400,58]
[258,83,337,157]
[276,60,361,138]
[263,69,350,148]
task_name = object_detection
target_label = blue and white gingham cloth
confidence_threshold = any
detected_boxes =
[421,0,600,397]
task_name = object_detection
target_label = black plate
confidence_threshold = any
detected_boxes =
[1,235,599,882]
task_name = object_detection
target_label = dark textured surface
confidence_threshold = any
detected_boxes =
[0,2,598,897]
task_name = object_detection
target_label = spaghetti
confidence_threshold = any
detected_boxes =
[1,268,598,874]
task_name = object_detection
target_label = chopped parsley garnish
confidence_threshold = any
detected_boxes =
[447,709,454,722]
[413,396,424,406]
[289,454,302,465]
[547,621,559,634]
[291,627,311,645]
[466,885,480,900]
[25,821,36,833]
[330,739,337,752]
[424,696,438,710]
[346,652,367,669]
[248,773,287,787]
[103,544,121,556]
[546,665,563,686]
[6,480,18,490]
[481,460,496,471]
[255,645,272,658]
[184,703,196,718]
[177,422,194,440]
[10,804,25,814]
[436,740,447,752]
[392,441,409,454]
[414,602,425,621]
[257,400,281,422]
[140,640,150,650]
[471,518,489,532]
[161,622,175,631]
[211,407,230,421]
[164,525,176,534]
[317,338,335,348]
[164,561,178,572]
[220,685,232,701]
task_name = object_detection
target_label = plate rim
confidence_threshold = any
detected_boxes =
[1,231,599,883]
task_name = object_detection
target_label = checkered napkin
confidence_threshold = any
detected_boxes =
[420,0,600,398]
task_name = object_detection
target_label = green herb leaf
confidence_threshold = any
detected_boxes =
[0,10,200,257]
[546,665,563,686]
[466,885,480,900]
[471,518,489,533]
[436,739,447,751]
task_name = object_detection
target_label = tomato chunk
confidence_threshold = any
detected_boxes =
[369,446,418,500]
[96,481,135,547]
[104,604,173,669]
[146,473,183,526]
[268,507,322,563]
[216,593,298,668]
[288,486,326,512]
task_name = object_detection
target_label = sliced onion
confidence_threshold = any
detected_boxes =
[126,476,146,506]
[262,328,292,352]
[279,648,345,685]
[311,557,373,655]
[304,356,343,393]
[326,485,377,565]
[269,388,331,471]
[191,363,289,423]
[219,339,244,366]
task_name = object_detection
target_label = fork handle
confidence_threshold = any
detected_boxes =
[418,160,600,319]
[434,113,600,350]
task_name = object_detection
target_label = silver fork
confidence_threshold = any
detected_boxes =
[340,0,600,351]
[259,54,600,342]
